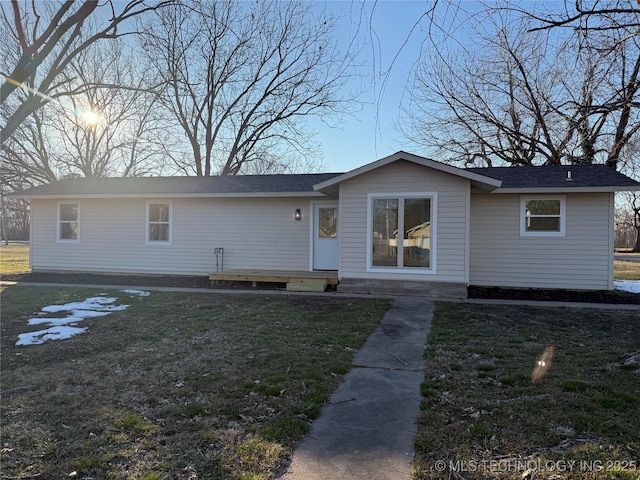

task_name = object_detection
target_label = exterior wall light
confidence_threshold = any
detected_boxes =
[295,208,302,221]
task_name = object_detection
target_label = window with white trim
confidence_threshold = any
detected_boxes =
[58,202,80,242]
[146,201,172,244]
[368,193,435,272]
[521,196,565,236]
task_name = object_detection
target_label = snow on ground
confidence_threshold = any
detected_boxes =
[614,280,640,294]
[121,289,151,297]
[16,290,150,346]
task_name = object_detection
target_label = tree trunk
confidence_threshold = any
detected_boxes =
[632,228,640,252]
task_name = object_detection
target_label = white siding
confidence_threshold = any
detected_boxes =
[30,197,323,275]
[339,160,470,283]
[469,193,614,290]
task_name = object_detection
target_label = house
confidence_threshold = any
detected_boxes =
[14,151,640,297]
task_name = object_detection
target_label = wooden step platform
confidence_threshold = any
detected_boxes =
[209,269,338,291]
[286,278,328,292]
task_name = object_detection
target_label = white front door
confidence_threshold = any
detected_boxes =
[313,203,339,270]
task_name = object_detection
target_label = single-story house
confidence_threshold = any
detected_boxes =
[13,151,640,297]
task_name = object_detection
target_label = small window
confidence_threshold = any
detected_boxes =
[318,207,337,238]
[521,196,565,236]
[146,202,172,244]
[58,203,79,242]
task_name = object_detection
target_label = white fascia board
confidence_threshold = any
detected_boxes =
[491,186,640,193]
[12,191,330,200]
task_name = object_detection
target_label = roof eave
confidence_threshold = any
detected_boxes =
[11,191,331,200]
[489,186,640,194]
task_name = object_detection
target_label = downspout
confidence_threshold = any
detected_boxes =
[608,193,615,290]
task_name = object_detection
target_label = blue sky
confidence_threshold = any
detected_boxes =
[315,1,434,172]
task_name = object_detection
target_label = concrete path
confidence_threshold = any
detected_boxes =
[278,297,434,480]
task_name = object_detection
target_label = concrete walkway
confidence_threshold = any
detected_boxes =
[278,297,434,480]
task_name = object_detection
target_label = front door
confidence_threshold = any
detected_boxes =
[313,203,338,270]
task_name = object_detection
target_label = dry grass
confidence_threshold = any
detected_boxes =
[0,285,390,479]
[0,243,30,275]
[614,260,640,280]
[413,303,640,480]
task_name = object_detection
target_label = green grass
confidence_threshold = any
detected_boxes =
[0,285,390,479]
[413,303,640,480]
[0,243,30,275]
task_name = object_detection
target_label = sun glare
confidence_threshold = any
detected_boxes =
[82,110,100,125]
[531,345,555,383]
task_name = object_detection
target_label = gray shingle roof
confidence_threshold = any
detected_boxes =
[13,160,640,198]
[15,173,343,197]
[467,164,640,190]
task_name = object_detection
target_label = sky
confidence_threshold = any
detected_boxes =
[314,1,435,172]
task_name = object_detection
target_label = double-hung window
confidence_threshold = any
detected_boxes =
[58,202,80,242]
[368,193,436,272]
[521,196,565,236]
[146,201,172,244]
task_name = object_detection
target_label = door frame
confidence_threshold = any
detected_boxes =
[309,201,339,271]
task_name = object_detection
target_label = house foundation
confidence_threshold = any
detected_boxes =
[337,278,468,298]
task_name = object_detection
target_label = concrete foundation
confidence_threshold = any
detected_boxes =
[337,278,468,298]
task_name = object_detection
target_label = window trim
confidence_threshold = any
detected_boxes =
[146,201,173,245]
[520,195,566,237]
[57,201,80,243]
[366,192,437,274]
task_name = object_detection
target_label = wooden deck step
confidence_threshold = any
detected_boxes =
[209,269,338,289]
[286,278,328,292]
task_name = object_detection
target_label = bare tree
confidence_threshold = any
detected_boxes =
[498,0,640,169]
[48,43,167,178]
[403,5,640,168]
[142,0,357,176]
[518,0,640,35]
[2,39,168,185]
[0,0,173,143]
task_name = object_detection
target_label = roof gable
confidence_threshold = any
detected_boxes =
[313,151,503,194]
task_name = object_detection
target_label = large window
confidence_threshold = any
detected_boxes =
[368,194,435,272]
[521,196,565,236]
[58,202,79,242]
[146,202,172,244]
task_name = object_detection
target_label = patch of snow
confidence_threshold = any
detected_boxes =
[42,297,126,313]
[16,326,88,346]
[121,289,151,297]
[27,310,112,326]
[16,294,132,346]
[614,280,640,294]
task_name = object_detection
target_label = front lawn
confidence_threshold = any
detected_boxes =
[0,285,390,479]
[414,303,640,480]
[614,260,640,281]
[0,243,30,275]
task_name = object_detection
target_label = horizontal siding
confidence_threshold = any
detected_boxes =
[30,197,328,276]
[469,193,613,290]
[339,160,469,283]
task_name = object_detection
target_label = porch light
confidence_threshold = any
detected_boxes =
[295,208,302,221]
